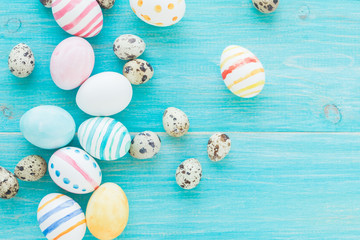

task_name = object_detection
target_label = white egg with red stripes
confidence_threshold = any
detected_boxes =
[220,45,265,98]
[49,147,102,194]
[52,0,103,38]
[37,193,86,240]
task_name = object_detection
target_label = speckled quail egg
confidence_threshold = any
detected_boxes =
[0,167,19,199]
[113,34,146,60]
[252,0,279,13]
[175,158,202,190]
[97,0,115,9]
[8,43,35,78]
[123,59,154,85]
[163,107,190,137]
[129,131,161,159]
[14,155,47,181]
[40,0,52,7]
[207,133,231,162]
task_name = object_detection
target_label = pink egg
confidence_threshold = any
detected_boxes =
[50,37,95,90]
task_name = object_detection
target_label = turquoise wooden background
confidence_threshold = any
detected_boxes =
[1,0,360,239]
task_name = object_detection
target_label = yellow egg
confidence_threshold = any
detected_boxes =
[129,0,186,27]
[220,45,265,98]
[86,183,129,240]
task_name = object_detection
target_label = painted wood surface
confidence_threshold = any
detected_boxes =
[1,0,360,239]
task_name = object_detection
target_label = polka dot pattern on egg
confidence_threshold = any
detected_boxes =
[130,0,186,27]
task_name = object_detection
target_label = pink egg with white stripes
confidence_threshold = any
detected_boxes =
[49,147,102,194]
[50,37,95,90]
[52,0,103,38]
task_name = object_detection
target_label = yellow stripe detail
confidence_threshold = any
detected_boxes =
[37,194,64,213]
[227,68,264,89]
[222,45,239,55]
[233,80,265,96]
[53,219,86,240]
[240,89,261,98]
[220,52,246,69]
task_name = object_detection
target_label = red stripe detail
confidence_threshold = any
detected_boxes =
[222,57,258,79]
[55,150,99,190]
[62,1,98,31]
[53,0,82,20]
[82,19,102,37]
[52,0,63,8]
[74,12,102,36]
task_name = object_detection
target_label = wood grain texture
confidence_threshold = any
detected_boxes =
[2,133,360,239]
[1,0,360,239]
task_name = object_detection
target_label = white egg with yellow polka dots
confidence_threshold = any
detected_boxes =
[130,0,186,27]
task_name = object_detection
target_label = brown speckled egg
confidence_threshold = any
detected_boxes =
[40,0,52,7]
[8,43,35,78]
[113,34,145,60]
[175,158,202,190]
[14,155,47,182]
[0,167,19,199]
[123,59,154,85]
[207,133,231,162]
[252,0,279,13]
[129,131,161,159]
[163,107,190,137]
[96,0,115,9]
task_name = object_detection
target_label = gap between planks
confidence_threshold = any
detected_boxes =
[1,132,360,135]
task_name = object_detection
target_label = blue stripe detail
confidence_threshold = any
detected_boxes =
[99,119,117,160]
[94,118,112,158]
[42,208,83,236]
[115,129,127,159]
[85,118,103,153]
[38,199,75,225]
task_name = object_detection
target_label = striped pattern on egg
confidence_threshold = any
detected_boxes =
[220,45,265,98]
[49,147,102,194]
[52,0,103,38]
[78,117,131,161]
[37,193,86,240]
[130,0,186,27]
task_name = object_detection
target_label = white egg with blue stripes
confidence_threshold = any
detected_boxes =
[49,147,102,194]
[78,117,131,161]
[37,193,86,240]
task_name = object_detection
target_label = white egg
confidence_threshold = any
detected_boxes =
[48,147,102,194]
[130,0,186,27]
[76,72,133,116]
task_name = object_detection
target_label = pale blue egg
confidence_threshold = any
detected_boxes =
[20,105,75,149]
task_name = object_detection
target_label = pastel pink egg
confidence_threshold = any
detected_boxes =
[52,0,103,38]
[50,37,95,90]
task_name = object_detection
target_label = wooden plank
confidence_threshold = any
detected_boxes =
[0,0,359,132]
[1,133,360,239]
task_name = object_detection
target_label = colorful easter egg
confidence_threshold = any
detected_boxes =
[130,0,186,27]
[86,183,129,239]
[20,105,75,149]
[52,0,103,38]
[50,37,95,90]
[49,147,102,194]
[220,45,265,98]
[78,117,131,161]
[76,72,133,116]
[37,193,86,240]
